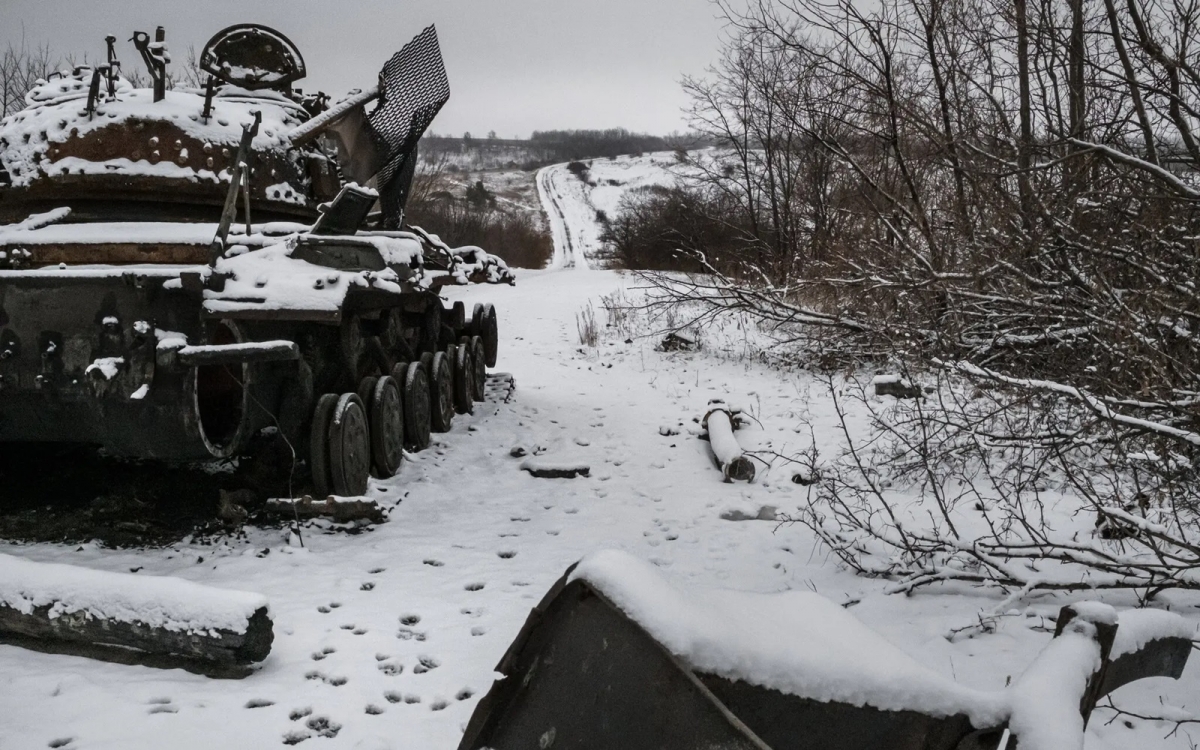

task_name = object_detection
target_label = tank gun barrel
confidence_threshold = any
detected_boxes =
[286,85,379,147]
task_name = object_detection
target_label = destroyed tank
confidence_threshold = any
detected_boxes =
[0,24,511,497]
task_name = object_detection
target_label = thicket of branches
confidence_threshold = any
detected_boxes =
[618,0,1200,600]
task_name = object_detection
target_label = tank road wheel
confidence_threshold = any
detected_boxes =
[329,393,371,496]
[420,299,442,354]
[448,301,466,330]
[419,351,434,377]
[340,315,367,383]
[473,303,499,367]
[469,336,487,402]
[357,376,378,413]
[403,361,432,451]
[380,308,413,362]
[369,376,405,477]
[310,393,339,498]
[429,351,455,432]
[453,343,474,415]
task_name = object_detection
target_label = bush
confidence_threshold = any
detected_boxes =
[406,182,552,269]
[566,161,590,181]
[599,186,749,274]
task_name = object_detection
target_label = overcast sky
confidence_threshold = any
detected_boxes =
[2,0,731,138]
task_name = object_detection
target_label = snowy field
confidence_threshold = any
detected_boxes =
[1,172,1197,750]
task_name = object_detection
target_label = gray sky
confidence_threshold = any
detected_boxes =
[2,0,730,138]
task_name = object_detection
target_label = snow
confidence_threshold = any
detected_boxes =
[535,152,690,268]
[1113,609,1196,658]
[204,240,415,316]
[571,549,1009,724]
[1007,616,1105,750]
[0,153,1195,750]
[0,221,217,247]
[704,401,746,471]
[1,73,305,188]
[84,357,124,380]
[0,553,267,635]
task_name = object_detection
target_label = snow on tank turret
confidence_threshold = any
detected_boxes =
[0,24,511,500]
[0,25,335,228]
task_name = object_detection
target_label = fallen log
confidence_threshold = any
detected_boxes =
[874,374,922,399]
[265,496,386,524]
[702,400,755,482]
[521,458,590,479]
[0,553,272,676]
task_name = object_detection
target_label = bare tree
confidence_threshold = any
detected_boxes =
[617,0,1200,604]
[1,41,56,117]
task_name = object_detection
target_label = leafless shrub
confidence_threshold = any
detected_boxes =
[405,164,553,269]
[783,371,1200,605]
[577,303,599,347]
[619,0,1200,598]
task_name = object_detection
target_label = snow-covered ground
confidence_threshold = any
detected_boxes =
[1,167,1197,750]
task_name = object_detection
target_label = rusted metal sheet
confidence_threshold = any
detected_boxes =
[459,575,770,750]
[4,242,211,266]
[464,567,1196,750]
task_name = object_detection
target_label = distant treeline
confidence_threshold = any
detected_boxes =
[528,129,698,161]
[421,129,711,170]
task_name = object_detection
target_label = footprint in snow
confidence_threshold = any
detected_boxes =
[471,626,487,636]
[377,661,403,676]
[464,582,485,591]
[423,559,444,567]
[431,699,449,711]
[305,716,340,739]
[282,730,309,745]
[288,707,312,721]
[368,567,386,574]
[412,656,440,674]
[311,646,336,661]
[304,671,347,686]
[245,699,274,709]
[360,582,376,591]
[48,739,74,748]
[497,550,516,559]
[365,704,385,715]
[457,688,475,701]
[400,614,421,626]
[461,607,483,617]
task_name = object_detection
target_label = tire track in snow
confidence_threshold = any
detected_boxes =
[535,164,589,271]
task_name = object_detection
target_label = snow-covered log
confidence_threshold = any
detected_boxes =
[0,554,273,672]
[703,401,755,482]
[265,496,385,523]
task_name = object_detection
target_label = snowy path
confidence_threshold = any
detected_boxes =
[536,153,680,271]
[535,163,593,270]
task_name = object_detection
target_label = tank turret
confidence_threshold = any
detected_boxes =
[0,25,337,225]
